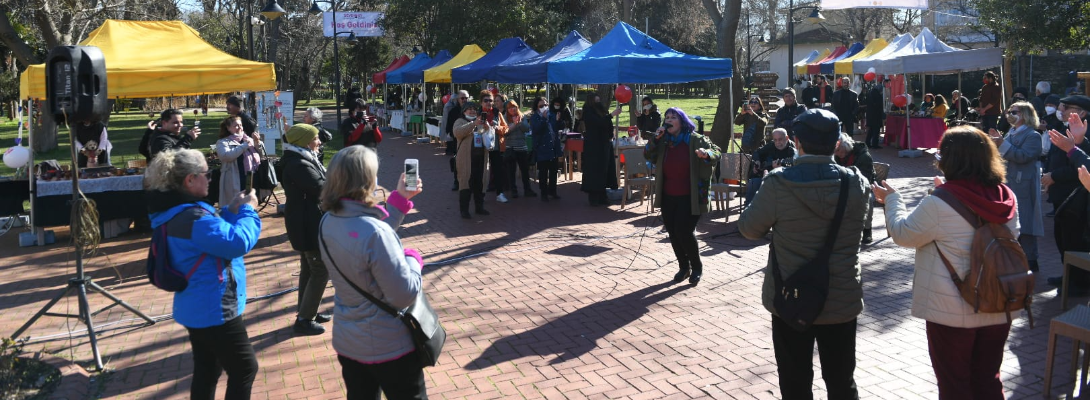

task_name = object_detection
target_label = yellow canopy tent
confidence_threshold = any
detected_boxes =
[423,45,486,83]
[19,19,276,99]
[834,38,888,75]
[796,49,830,76]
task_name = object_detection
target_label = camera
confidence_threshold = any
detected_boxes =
[355,111,364,120]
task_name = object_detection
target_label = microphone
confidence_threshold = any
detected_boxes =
[662,123,673,130]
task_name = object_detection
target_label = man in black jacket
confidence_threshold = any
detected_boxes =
[340,99,381,149]
[139,109,200,162]
[226,95,257,136]
[865,84,885,149]
[773,88,806,139]
[745,128,796,207]
[1046,94,1090,293]
[832,77,859,134]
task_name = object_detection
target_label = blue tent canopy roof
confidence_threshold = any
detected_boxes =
[387,50,453,84]
[451,37,538,83]
[547,22,732,84]
[384,53,431,84]
[492,31,592,84]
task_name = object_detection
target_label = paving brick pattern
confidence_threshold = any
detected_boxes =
[0,126,1082,399]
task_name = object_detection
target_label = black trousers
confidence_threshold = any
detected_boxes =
[506,150,532,193]
[865,120,882,147]
[488,150,506,194]
[771,316,859,400]
[339,354,428,400]
[661,195,702,270]
[186,316,259,400]
[297,250,329,320]
[537,158,559,195]
[981,115,999,133]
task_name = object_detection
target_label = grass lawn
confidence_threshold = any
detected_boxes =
[0,95,746,178]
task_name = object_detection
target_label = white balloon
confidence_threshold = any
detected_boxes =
[3,146,30,168]
[418,93,426,102]
[867,67,876,73]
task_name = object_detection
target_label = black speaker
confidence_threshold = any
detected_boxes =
[45,46,108,123]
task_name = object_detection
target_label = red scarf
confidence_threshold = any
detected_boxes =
[937,179,1016,224]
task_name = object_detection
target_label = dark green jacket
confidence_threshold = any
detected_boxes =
[644,131,721,215]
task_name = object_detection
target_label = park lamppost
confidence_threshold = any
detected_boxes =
[310,0,356,124]
[786,1,825,84]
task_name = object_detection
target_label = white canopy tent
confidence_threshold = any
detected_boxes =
[851,33,913,75]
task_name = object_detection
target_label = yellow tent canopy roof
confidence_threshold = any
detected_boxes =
[834,38,888,75]
[424,45,486,83]
[19,19,276,99]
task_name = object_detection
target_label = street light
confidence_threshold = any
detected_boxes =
[310,0,352,124]
[260,0,286,20]
[786,1,825,86]
[744,34,765,79]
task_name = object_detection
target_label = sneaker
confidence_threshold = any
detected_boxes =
[314,313,332,323]
[497,193,509,203]
[293,318,325,336]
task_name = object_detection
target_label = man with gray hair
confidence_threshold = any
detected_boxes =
[1031,81,1052,119]
[286,107,333,162]
[834,132,876,243]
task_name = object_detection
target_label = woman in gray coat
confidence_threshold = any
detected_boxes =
[317,146,427,399]
[989,101,1044,271]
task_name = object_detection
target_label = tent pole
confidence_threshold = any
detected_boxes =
[957,73,962,119]
[26,99,38,240]
[729,78,734,154]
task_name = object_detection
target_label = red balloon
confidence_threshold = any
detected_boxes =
[370,86,378,94]
[893,94,908,108]
[864,72,876,82]
[614,84,633,103]
[490,87,499,96]
[442,94,450,104]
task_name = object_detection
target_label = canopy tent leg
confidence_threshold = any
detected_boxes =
[728,78,734,154]
[957,73,963,120]
[898,74,922,158]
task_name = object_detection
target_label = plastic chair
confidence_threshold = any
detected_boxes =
[709,153,747,218]
[620,148,654,209]
[1044,297,1090,398]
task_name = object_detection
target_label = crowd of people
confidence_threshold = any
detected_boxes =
[133,76,1090,399]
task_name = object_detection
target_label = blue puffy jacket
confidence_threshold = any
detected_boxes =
[148,191,262,329]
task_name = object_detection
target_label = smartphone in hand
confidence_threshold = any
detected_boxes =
[405,159,420,191]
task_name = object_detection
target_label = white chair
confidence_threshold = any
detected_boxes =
[709,153,747,219]
[620,148,655,209]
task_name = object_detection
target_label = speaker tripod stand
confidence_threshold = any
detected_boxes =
[11,127,155,371]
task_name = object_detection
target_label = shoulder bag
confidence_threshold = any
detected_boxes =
[770,168,850,331]
[318,218,446,368]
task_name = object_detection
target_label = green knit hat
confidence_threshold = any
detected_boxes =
[285,124,319,147]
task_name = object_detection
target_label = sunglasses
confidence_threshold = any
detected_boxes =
[193,170,211,179]
[482,99,493,103]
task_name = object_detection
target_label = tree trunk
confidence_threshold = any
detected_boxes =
[703,0,743,153]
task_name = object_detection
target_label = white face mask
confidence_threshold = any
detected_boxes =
[539,106,548,114]
[643,104,652,111]
[465,115,477,121]
[1058,110,1065,120]
[1046,106,1057,116]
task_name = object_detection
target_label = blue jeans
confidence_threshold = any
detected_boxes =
[745,177,763,206]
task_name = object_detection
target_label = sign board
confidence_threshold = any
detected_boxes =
[322,12,384,37]
[255,90,293,154]
[753,72,779,90]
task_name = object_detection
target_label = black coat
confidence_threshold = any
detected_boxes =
[833,88,859,127]
[280,149,326,252]
[865,86,885,125]
[580,109,618,193]
[835,141,875,184]
[749,141,796,179]
[773,104,807,137]
[636,108,662,137]
[1046,139,1090,204]
[148,130,193,162]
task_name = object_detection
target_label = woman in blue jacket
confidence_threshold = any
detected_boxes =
[529,96,565,201]
[145,149,262,400]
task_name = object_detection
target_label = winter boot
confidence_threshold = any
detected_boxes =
[459,190,472,219]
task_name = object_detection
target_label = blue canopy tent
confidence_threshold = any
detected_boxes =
[387,50,453,84]
[451,37,538,83]
[548,22,732,84]
[384,53,432,84]
[491,31,592,84]
[818,42,863,75]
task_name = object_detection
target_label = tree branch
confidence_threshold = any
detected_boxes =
[702,0,722,24]
[0,6,40,66]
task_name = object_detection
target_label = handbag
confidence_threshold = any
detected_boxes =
[318,219,446,368]
[770,168,850,331]
[253,158,278,190]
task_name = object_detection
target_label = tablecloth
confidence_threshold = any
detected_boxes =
[884,116,946,149]
[36,175,144,197]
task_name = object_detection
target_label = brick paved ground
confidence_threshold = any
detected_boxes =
[0,122,1083,399]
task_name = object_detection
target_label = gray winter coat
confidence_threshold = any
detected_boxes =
[998,124,1044,237]
[319,197,422,363]
[738,155,870,325]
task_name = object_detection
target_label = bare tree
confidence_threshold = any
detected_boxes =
[702,0,744,151]
[888,9,922,35]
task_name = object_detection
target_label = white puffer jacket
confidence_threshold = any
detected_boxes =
[883,191,1021,328]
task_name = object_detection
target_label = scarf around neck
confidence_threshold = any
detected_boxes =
[228,133,262,172]
[284,143,326,173]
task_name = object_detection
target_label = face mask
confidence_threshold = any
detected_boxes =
[465,115,477,121]
[1006,114,1020,125]
[1058,110,1066,120]
[1046,106,1057,116]
[540,106,548,114]
[553,105,560,110]
[643,104,651,111]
